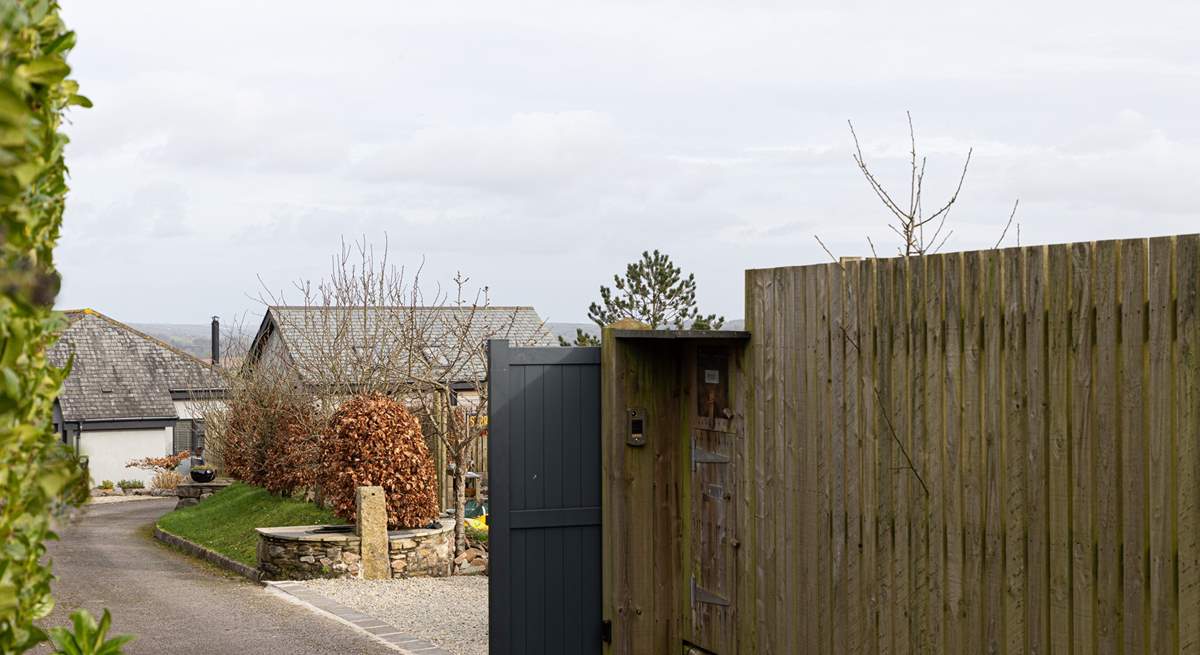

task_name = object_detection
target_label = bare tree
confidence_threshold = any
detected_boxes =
[847,112,1019,256]
[248,238,542,558]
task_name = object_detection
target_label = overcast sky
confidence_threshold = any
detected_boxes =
[55,1,1200,327]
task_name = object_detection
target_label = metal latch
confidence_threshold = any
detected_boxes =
[691,576,730,607]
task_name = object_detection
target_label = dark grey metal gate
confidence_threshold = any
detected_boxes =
[488,340,603,655]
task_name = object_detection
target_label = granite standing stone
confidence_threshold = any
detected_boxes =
[356,486,390,580]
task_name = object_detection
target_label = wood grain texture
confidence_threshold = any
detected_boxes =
[1094,239,1122,655]
[1002,247,1027,655]
[962,250,984,655]
[943,251,965,654]
[1070,241,1095,655]
[1177,235,1200,655]
[1047,244,1071,655]
[598,234,1200,655]
[983,249,1004,655]
[1148,236,1176,654]
[1121,239,1149,655]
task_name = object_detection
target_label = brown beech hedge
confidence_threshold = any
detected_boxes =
[322,394,440,529]
[221,393,313,495]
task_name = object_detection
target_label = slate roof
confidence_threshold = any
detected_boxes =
[48,309,223,422]
[248,305,557,383]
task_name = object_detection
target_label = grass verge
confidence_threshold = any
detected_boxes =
[156,482,344,566]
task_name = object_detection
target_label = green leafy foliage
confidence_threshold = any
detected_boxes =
[585,250,724,332]
[46,610,132,655]
[464,521,488,545]
[115,479,142,490]
[0,3,112,653]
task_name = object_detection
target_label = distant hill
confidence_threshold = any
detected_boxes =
[132,323,252,359]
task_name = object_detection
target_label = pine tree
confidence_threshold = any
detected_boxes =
[582,250,723,336]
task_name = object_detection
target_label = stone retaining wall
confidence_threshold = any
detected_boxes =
[256,521,455,581]
[175,481,232,509]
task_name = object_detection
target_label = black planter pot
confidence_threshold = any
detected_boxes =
[190,469,215,483]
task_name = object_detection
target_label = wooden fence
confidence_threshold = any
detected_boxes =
[744,234,1200,654]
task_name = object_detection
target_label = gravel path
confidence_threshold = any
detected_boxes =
[299,577,488,655]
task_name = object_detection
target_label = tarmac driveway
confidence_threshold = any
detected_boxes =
[39,497,396,655]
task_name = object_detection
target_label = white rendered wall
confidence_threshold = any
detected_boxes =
[78,426,171,486]
[172,398,225,420]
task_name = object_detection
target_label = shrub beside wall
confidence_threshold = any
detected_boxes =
[322,394,440,529]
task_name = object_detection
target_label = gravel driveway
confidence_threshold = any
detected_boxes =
[300,577,488,655]
[39,498,396,655]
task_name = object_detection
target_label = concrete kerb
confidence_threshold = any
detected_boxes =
[152,526,263,583]
[265,581,451,654]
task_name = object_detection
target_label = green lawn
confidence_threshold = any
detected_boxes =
[156,482,344,566]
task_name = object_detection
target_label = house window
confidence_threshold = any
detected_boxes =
[173,420,193,454]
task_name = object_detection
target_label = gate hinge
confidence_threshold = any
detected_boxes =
[601,619,612,643]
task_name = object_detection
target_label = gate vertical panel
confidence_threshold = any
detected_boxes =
[489,340,603,655]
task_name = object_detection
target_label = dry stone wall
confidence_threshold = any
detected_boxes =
[256,521,454,581]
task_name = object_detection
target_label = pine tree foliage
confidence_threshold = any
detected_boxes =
[584,250,723,333]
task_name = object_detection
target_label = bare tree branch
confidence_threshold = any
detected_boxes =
[993,198,1021,249]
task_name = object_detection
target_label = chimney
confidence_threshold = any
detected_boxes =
[210,316,220,365]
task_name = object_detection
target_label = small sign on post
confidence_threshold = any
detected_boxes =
[356,486,389,580]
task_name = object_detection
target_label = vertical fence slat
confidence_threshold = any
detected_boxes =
[984,250,1005,654]
[1048,244,1072,654]
[764,268,779,655]
[944,252,965,653]
[771,267,786,653]
[1094,239,1122,655]
[1149,236,1176,654]
[786,265,804,655]
[804,265,821,655]
[775,266,792,653]
[895,257,913,654]
[846,261,864,655]
[1121,238,1149,655]
[831,263,848,652]
[1070,241,1096,654]
[925,254,946,654]
[1003,247,1028,655]
[1177,234,1200,654]
[910,255,930,654]
[862,259,880,655]
[818,264,833,654]
[879,257,896,655]
[1026,245,1050,655]
[963,251,984,654]
[748,270,769,655]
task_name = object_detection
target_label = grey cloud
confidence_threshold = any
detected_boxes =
[53,0,1200,325]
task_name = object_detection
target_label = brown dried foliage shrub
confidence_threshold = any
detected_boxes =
[322,393,439,529]
[126,450,189,472]
[151,470,185,490]
[221,392,316,495]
